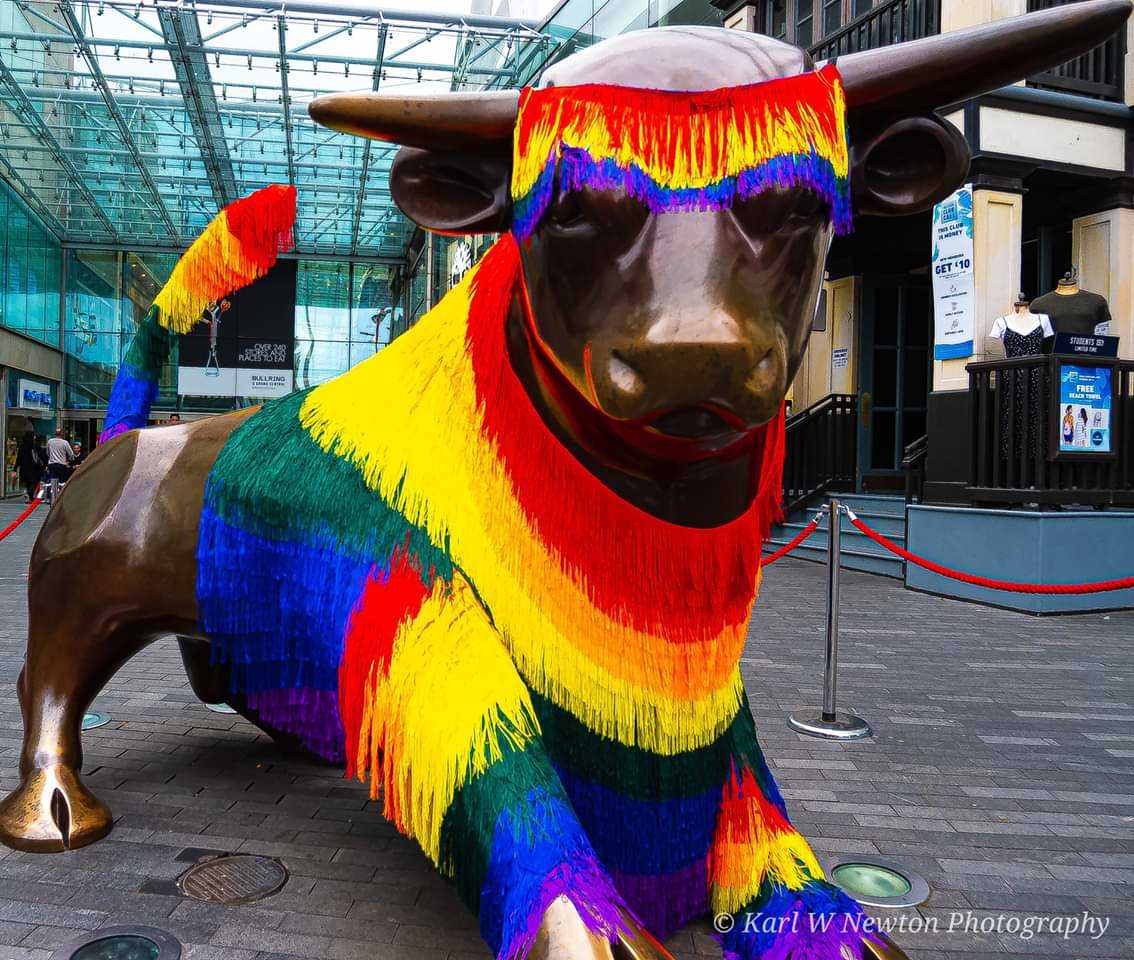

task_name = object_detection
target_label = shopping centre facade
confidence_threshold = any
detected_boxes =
[1,0,1133,521]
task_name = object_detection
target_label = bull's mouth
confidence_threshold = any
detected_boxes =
[647,405,745,440]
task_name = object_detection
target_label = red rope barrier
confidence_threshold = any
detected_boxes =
[0,496,41,542]
[846,508,1134,595]
[761,515,822,567]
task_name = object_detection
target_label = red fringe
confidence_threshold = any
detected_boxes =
[225,183,297,268]
[467,236,786,643]
[338,554,430,781]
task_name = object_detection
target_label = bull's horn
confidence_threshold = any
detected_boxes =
[837,0,1132,117]
[307,89,519,151]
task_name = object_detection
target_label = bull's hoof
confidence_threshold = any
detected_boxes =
[527,896,672,960]
[863,930,910,960]
[0,765,112,852]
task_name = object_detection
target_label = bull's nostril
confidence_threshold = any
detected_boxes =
[608,352,645,399]
[745,347,781,393]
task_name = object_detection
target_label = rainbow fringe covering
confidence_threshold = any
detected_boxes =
[99,185,295,443]
[510,65,851,240]
[196,234,874,959]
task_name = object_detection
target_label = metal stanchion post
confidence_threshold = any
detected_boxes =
[788,499,872,740]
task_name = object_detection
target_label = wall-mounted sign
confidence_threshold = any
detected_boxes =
[178,260,296,400]
[930,185,975,361]
[16,378,52,413]
[832,347,849,370]
[1055,361,1112,456]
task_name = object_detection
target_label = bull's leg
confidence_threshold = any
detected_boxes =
[345,571,668,960]
[0,606,152,852]
[708,700,906,960]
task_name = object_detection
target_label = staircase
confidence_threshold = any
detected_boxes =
[765,493,907,578]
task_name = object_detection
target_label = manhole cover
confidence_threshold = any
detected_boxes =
[178,854,287,904]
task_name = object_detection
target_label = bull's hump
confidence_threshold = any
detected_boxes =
[539,26,811,91]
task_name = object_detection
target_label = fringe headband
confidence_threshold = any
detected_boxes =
[510,64,852,240]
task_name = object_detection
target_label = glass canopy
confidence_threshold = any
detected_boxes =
[0,0,558,259]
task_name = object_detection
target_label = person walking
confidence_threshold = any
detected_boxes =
[45,428,75,501]
[15,431,44,503]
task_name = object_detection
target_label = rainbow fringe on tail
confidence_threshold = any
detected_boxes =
[510,65,851,240]
[99,184,296,443]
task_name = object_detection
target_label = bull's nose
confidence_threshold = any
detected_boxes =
[591,338,782,424]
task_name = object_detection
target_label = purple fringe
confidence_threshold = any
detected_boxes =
[609,857,708,941]
[245,687,345,762]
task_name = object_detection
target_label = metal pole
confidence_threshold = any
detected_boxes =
[788,501,872,740]
[823,498,842,722]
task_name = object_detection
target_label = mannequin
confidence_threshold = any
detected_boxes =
[1030,270,1112,337]
[990,294,1052,464]
[989,293,1054,357]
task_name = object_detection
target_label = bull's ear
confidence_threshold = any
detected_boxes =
[850,115,970,217]
[389,146,511,235]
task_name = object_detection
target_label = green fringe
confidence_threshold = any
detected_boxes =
[207,389,453,581]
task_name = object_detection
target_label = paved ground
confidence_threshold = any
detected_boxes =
[0,498,1131,960]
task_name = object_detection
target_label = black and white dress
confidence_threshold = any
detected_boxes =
[991,312,1053,463]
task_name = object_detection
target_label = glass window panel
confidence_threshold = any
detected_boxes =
[874,287,898,345]
[351,263,394,355]
[795,0,815,46]
[823,0,842,36]
[903,410,927,450]
[873,347,897,407]
[295,261,350,341]
[853,0,873,16]
[294,339,349,390]
[871,410,896,470]
[904,347,928,404]
[767,0,787,38]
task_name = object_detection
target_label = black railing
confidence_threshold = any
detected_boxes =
[902,434,928,503]
[1027,0,1126,101]
[782,393,858,514]
[809,0,939,61]
[967,356,1134,506]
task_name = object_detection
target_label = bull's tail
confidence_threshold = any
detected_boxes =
[99,184,297,443]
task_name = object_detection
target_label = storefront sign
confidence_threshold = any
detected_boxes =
[1052,333,1119,358]
[1057,363,1111,454]
[178,260,296,400]
[16,378,52,413]
[930,185,975,360]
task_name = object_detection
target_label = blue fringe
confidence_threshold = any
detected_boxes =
[101,364,159,439]
[512,148,853,241]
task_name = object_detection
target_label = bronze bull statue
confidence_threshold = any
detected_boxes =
[1,4,1128,959]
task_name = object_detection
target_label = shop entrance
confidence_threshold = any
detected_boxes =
[857,277,931,490]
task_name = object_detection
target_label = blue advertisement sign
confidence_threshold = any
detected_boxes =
[1058,363,1112,454]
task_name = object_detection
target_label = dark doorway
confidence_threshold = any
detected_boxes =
[858,277,931,489]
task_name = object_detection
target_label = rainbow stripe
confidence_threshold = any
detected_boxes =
[99,185,296,443]
[194,234,873,958]
[510,65,851,240]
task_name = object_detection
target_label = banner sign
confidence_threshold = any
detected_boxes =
[1053,333,1119,358]
[1058,362,1112,454]
[930,185,975,360]
[178,259,296,400]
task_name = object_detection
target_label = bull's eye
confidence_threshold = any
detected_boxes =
[546,189,588,230]
[731,188,829,236]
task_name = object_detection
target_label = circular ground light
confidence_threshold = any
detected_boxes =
[81,711,110,730]
[178,853,288,905]
[829,857,929,908]
[204,702,237,714]
[51,926,181,960]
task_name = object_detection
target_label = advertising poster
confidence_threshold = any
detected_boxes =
[1058,363,1112,454]
[930,185,975,360]
[178,259,296,400]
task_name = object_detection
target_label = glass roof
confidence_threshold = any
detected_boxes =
[0,0,558,260]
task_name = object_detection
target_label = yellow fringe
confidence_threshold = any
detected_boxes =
[358,575,540,864]
[710,831,824,915]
